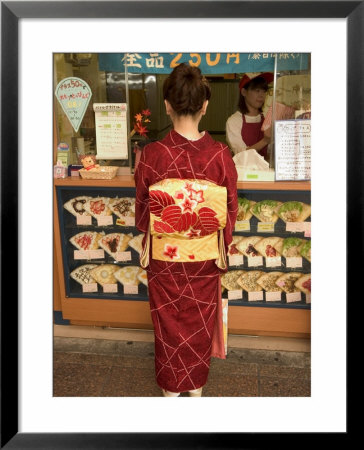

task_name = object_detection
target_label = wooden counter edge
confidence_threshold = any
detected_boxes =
[54,175,311,191]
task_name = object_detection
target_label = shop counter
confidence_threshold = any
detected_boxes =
[54,176,311,338]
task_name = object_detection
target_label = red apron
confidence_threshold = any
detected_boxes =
[241,113,268,160]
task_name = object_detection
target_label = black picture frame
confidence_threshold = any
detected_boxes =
[1,1,358,448]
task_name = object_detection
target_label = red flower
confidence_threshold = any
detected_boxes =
[134,113,143,122]
[189,189,204,203]
[142,109,151,116]
[185,228,201,238]
[163,244,180,260]
[135,122,149,138]
[180,196,197,213]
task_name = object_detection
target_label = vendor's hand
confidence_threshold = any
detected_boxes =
[264,127,272,139]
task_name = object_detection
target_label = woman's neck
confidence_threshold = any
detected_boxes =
[172,116,202,140]
[245,107,260,116]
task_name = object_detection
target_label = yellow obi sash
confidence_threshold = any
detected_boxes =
[140,178,227,269]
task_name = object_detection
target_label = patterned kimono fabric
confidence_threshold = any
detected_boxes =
[135,130,238,393]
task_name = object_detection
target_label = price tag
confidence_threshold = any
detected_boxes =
[124,216,135,226]
[103,283,118,293]
[77,215,92,225]
[74,250,90,260]
[303,222,311,237]
[305,293,311,304]
[286,222,306,232]
[228,290,243,300]
[228,254,244,266]
[97,216,113,226]
[235,220,250,232]
[124,284,138,295]
[265,292,282,302]
[286,292,302,303]
[247,256,263,267]
[257,222,275,233]
[115,251,132,262]
[286,257,303,268]
[265,256,282,267]
[248,291,263,301]
[89,249,105,259]
[82,283,98,293]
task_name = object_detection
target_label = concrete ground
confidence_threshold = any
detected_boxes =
[53,326,310,397]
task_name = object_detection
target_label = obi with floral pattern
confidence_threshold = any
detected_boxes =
[148,178,227,264]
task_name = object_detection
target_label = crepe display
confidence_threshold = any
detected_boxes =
[273,237,284,255]
[281,237,305,258]
[114,266,141,286]
[294,274,311,294]
[254,237,282,258]
[250,200,282,223]
[278,201,311,223]
[89,264,118,285]
[221,270,245,291]
[228,235,245,256]
[108,197,135,219]
[236,236,262,257]
[275,272,302,293]
[128,233,144,255]
[70,264,97,285]
[64,196,91,218]
[237,270,264,292]
[137,269,148,287]
[256,272,284,292]
[84,197,112,218]
[300,240,311,262]
[98,233,133,259]
[69,231,104,251]
[236,197,256,221]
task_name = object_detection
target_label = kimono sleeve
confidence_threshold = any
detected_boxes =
[221,146,238,257]
[134,148,151,233]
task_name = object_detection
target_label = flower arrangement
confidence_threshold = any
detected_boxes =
[130,109,151,138]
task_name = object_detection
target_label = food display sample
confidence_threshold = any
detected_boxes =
[114,266,142,286]
[256,272,284,292]
[64,196,91,218]
[300,240,311,262]
[277,201,311,223]
[69,231,104,251]
[281,237,305,258]
[228,235,245,256]
[128,233,144,255]
[236,236,262,257]
[221,270,245,291]
[237,270,264,292]
[84,197,112,218]
[255,237,282,258]
[294,273,311,294]
[237,197,256,221]
[250,200,282,223]
[70,264,97,285]
[89,264,119,285]
[108,197,135,219]
[275,272,302,293]
[98,233,133,259]
[137,269,148,287]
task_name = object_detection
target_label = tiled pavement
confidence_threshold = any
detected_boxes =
[53,336,310,397]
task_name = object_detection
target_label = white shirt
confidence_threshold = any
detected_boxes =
[225,111,262,155]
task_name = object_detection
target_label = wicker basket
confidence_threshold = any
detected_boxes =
[79,166,118,180]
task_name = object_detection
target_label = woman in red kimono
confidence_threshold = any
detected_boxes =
[134,64,238,397]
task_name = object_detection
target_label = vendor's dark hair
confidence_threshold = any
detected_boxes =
[238,76,269,115]
[163,63,211,116]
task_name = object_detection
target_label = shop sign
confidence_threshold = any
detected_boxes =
[98,53,309,74]
[55,77,92,132]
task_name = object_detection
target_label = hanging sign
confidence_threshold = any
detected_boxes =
[274,119,311,181]
[55,77,92,132]
[98,53,309,74]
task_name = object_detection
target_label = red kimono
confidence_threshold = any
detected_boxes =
[134,129,238,393]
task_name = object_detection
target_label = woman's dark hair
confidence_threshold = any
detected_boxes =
[238,76,269,115]
[163,63,211,116]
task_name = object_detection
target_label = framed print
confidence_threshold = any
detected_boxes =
[2,0,359,447]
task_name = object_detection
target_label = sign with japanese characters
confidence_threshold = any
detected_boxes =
[55,77,92,132]
[98,53,309,74]
[93,103,128,159]
[274,119,311,181]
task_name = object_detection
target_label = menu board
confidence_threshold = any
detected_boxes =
[274,119,311,181]
[93,103,128,159]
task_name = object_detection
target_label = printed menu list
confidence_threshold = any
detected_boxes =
[93,103,128,159]
[274,119,311,181]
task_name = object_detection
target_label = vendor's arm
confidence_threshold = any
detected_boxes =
[246,132,271,151]
[226,113,247,155]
